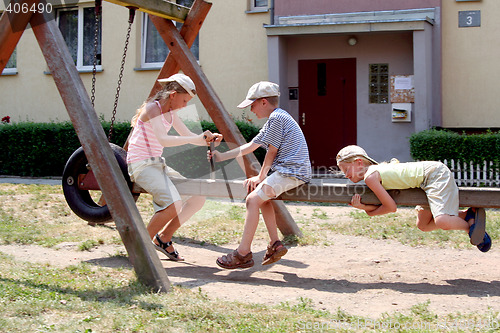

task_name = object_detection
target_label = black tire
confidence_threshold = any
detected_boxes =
[62,143,139,223]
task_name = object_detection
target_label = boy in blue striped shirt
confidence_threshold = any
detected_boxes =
[210,81,311,269]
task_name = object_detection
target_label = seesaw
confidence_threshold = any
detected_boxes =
[62,143,500,224]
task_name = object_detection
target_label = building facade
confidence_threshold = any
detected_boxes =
[266,0,442,168]
[1,0,499,172]
[0,0,270,125]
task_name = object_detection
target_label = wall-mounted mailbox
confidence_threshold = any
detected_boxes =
[392,103,412,122]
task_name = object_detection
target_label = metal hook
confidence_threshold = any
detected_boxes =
[126,6,138,24]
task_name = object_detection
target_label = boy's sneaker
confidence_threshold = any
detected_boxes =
[466,207,486,245]
[477,232,492,253]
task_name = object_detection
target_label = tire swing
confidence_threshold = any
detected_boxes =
[62,2,138,223]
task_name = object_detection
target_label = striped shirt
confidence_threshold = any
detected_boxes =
[252,108,311,182]
[126,101,173,164]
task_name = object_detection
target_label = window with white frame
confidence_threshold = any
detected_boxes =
[250,0,268,12]
[141,10,199,68]
[2,48,17,75]
[56,4,102,71]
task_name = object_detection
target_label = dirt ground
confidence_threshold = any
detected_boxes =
[1,204,499,319]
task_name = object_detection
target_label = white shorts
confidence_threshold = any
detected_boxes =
[254,171,305,201]
[128,157,182,212]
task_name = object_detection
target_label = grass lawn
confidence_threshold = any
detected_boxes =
[1,183,499,332]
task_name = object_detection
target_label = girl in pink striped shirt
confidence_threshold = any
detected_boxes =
[127,74,222,261]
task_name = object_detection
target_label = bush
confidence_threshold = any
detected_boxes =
[0,120,264,177]
[409,129,500,165]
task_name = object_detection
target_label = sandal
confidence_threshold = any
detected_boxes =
[153,234,184,261]
[466,208,486,245]
[262,240,288,266]
[477,232,492,253]
[216,250,254,269]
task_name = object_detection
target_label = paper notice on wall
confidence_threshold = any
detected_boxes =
[390,75,415,103]
[394,77,413,90]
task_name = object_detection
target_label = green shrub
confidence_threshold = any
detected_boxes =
[0,120,264,177]
[409,129,500,164]
[409,129,500,181]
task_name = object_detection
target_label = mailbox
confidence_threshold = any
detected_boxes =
[391,103,412,122]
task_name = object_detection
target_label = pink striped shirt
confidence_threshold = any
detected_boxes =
[126,101,173,164]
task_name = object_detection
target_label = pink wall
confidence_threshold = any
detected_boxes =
[274,0,441,17]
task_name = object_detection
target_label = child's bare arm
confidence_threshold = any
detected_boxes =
[243,144,278,192]
[258,144,277,180]
[212,142,260,162]
[139,103,206,146]
[171,112,223,146]
[350,194,380,212]
[356,172,397,216]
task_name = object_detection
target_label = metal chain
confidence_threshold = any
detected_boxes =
[91,0,101,108]
[108,7,136,142]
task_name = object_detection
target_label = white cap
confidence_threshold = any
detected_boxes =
[157,73,196,97]
[336,145,378,165]
[237,81,280,109]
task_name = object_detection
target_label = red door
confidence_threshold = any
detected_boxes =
[298,58,357,173]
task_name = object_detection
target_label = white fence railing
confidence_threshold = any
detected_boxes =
[442,159,499,187]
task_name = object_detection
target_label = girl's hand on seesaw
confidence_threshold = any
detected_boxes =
[350,194,364,209]
[203,130,215,144]
[212,133,223,147]
[203,131,223,146]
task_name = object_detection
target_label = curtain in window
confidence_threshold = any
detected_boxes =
[83,7,101,66]
[145,17,169,63]
[6,49,16,68]
[254,0,268,7]
[58,10,78,65]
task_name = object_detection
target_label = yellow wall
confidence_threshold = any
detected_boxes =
[442,1,500,127]
[200,0,270,125]
[0,0,270,125]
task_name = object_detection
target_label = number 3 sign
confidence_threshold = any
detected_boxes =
[459,10,481,28]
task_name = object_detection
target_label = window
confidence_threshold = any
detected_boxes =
[141,3,199,69]
[56,4,102,71]
[369,63,388,104]
[2,48,17,75]
[250,0,269,12]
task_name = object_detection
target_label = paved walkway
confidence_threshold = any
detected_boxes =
[0,175,349,186]
[0,176,62,185]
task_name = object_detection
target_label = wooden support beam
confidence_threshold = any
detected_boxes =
[149,0,212,98]
[151,16,302,236]
[30,3,171,292]
[0,0,38,73]
[151,16,256,174]
[105,0,189,22]
[163,178,500,209]
[123,0,211,151]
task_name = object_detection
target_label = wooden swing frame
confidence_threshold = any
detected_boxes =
[0,0,299,292]
[3,0,500,293]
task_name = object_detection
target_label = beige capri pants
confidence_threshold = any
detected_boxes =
[419,161,459,218]
[128,157,183,212]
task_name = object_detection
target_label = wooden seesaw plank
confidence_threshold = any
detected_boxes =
[141,178,500,209]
